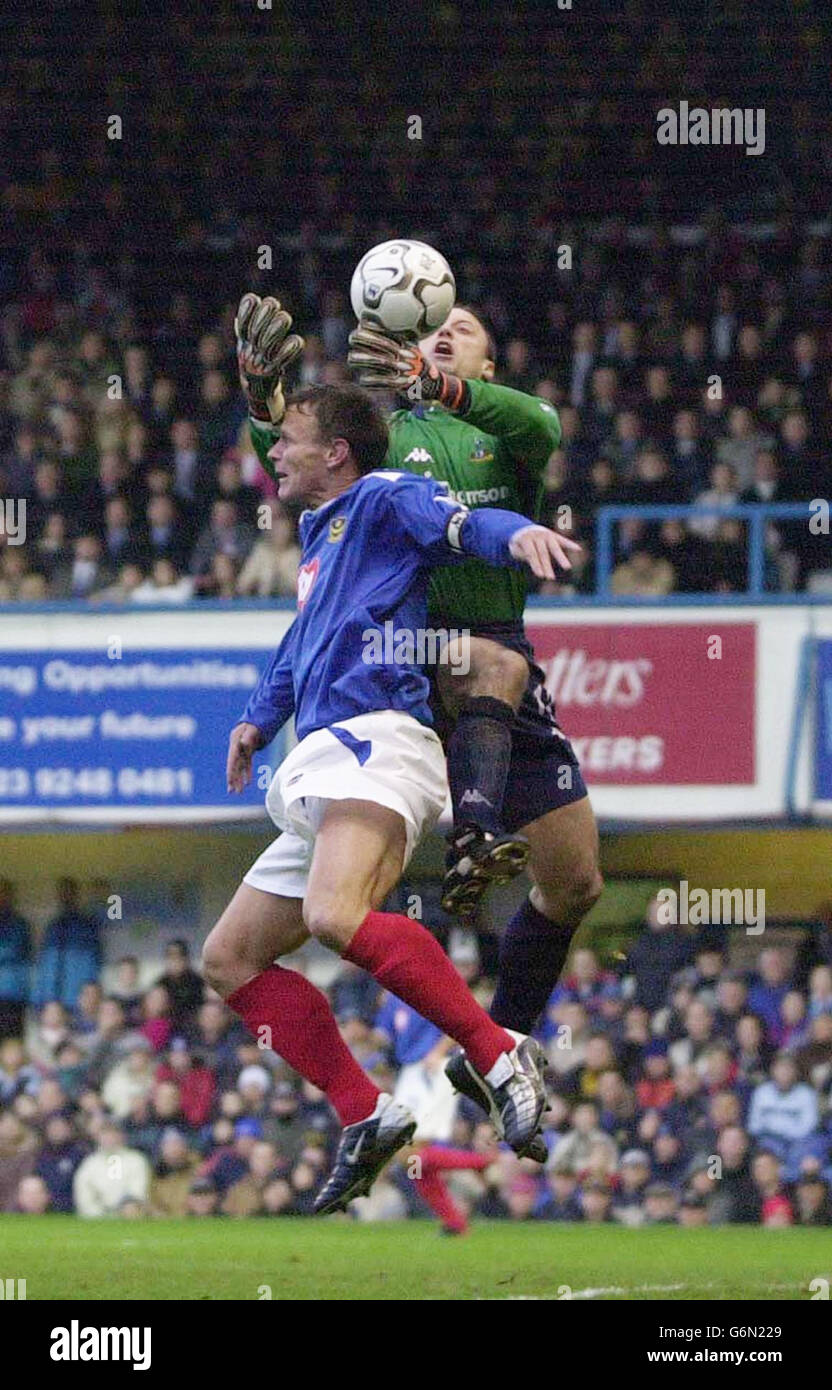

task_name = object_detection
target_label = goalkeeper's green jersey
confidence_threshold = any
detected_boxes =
[249,378,561,626]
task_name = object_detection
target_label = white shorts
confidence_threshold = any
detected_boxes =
[393,1060,458,1144]
[243,711,447,899]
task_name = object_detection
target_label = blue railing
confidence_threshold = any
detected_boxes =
[595,502,824,598]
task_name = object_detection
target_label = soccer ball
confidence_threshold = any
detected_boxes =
[350,239,456,339]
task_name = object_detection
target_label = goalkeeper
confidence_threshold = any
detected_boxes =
[235,294,602,1065]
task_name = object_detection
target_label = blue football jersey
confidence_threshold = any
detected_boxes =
[374,993,443,1066]
[239,469,534,744]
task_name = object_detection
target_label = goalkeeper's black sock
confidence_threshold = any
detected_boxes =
[446,695,515,838]
[489,898,576,1035]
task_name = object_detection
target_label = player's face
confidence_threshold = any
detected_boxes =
[267,406,334,505]
[419,308,494,382]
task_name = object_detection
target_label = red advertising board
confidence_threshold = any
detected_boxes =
[526,622,756,784]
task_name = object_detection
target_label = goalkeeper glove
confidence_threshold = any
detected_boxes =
[347,322,470,412]
[235,293,305,426]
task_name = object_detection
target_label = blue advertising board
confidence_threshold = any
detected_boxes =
[0,647,281,818]
[817,639,832,802]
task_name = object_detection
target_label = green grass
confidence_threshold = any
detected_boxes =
[1,1217,830,1300]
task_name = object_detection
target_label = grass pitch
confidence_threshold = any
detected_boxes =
[1,1216,829,1301]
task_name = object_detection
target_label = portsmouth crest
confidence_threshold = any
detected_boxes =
[328,516,346,543]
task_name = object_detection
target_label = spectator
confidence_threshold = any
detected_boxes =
[643,1182,679,1225]
[125,1079,186,1154]
[91,561,146,604]
[549,1101,618,1175]
[144,494,191,569]
[677,1190,709,1226]
[636,1040,675,1112]
[15,1173,52,1215]
[73,1119,151,1217]
[752,1149,793,1226]
[579,1176,614,1224]
[33,1113,88,1213]
[28,1000,74,1068]
[709,1126,759,1224]
[101,1039,156,1119]
[626,898,694,1012]
[84,997,142,1089]
[0,879,32,1039]
[0,1112,37,1211]
[49,533,114,599]
[793,1167,832,1226]
[167,418,213,510]
[110,957,143,1024]
[538,1163,583,1222]
[222,1139,283,1217]
[747,1053,819,1160]
[610,548,675,597]
[150,1128,201,1217]
[612,1149,652,1227]
[154,1038,215,1128]
[797,1013,832,1093]
[748,950,792,1040]
[236,500,301,597]
[189,499,256,592]
[715,407,774,492]
[138,985,174,1052]
[131,557,194,604]
[187,1175,220,1218]
[689,462,741,539]
[155,941,204,1029]
[0,1037,38,1104]
[734,1012,772,1085]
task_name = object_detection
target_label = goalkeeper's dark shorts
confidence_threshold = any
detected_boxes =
[429,619,588,834]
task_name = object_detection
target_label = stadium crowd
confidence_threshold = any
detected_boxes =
[2,876,832,1229]
[2,2,831,603]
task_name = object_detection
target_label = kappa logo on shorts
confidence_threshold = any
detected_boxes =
[328,516,346,543]
[297,557,320,608]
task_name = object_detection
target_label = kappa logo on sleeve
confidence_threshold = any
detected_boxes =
[297,557,320,608]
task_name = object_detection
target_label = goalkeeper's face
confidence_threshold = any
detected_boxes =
[419,308,495,383]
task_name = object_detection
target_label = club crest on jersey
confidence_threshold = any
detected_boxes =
[297,557,320,608]
[469,440,494,464]
[328,516,346,543]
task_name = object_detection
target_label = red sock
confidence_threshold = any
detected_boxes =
[227,965,379,1127]
[420,1145,493,1175]
[344,911,514,1075]
[416,1170,469,1234]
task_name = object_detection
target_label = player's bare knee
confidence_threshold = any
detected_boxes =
[303,895,364,952]
[468,642,527,708]
[532,866,603,925]
[201,930,242,998]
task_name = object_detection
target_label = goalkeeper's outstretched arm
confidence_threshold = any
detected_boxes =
[348,323,560,477]
[235,292,304,482]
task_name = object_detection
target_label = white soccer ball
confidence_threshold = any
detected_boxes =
[350,239,456,338]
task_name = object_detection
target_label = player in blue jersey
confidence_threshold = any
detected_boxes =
[201,384,579,1213]
[234,295,603,1122]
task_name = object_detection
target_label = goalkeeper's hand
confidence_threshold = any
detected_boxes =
[235,293,305,426]
[347,321,470,412]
